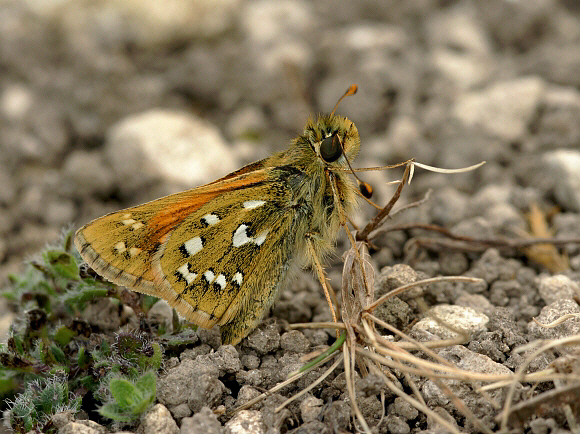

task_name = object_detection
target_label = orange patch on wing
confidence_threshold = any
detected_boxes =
[148,171,268,245]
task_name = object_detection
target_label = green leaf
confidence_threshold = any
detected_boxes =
[141,295,159,313]
[53,326,76,347]
[49,344,67,365]
[135,371,156,397]
[62,286,109,310]
[43,250,79,280]
[98,402,133,423]
[77,347,90,369]
[109,378,141,411]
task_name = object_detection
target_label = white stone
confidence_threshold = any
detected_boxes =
[453,76,546,142]
[106,110,237,194]
[543,150,580,212]
[412,305,489,340]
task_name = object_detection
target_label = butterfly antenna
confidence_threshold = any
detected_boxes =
[332,85,373,199]
[330,84,358,116]
[341,141,373,198]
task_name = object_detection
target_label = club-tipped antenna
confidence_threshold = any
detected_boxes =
[331,85,372,199]
[340,140,373,199]
[330,84,358,116]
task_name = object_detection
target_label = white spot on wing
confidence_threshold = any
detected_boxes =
[122,218,137,226]
[232,225,269,247]
[128,247,142,257]
[243,200,266,210]
[233,224,251,247]
[233,272,243,286]
[254,230,269,246]
[203,270,215,283]
[184,237,203,256]
[202,214,220,225]
[114,242,126,253]
[131,222,144,230]
[215,274,227,290]
[177,264,197,285]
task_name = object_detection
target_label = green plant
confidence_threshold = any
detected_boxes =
[6,373,81,433]
[0,231,169,430]
[98,371,156,423]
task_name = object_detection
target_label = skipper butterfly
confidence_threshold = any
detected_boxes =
[75,85,367,344]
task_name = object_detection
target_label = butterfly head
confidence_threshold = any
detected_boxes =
[304,114,361,169]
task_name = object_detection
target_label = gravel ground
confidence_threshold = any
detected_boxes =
[1,0,580,433]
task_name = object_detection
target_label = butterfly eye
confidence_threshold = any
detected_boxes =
[319,134,343,163]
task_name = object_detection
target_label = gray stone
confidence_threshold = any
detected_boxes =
[484,202,527,232]
[224,410,265,434]
[168,403,191,420]
[538,274,580,305]
[299,395,323,423]
[244,321,281,354]
[390,397,419,421]
[377,264,421,300]
[385,414,411,434]
[455,293,494,317]
[322,400,350,431]
[51,411,74,429]
[187,365,225,413]
[528,299,580,344]
[280,330,310,353]
[240,354,260,370]
[138,404,179,434]
[59,420,107,434]
[180,407,222,434]
[288,420,331,434]
[158,359,217,408]
[62,150,115,198]
[207,345,242,374]
[439,251,469,276]
[534,84,580,151]
[148,299,174,334]
[235,385,261,408]
[422,346,516,421]
[426,3,493,90]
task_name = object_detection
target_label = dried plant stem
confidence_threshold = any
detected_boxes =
[365,276,483,313]
[343,342,371,434]
[356,161,413,242]
[287,322,346,330]
[500,334,580,431]
[275,355,344,413]
[232,347,341,414]
[374,222,580,251]
[368,363,463,434]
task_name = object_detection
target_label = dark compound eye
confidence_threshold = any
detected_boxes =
[320,133,343,162]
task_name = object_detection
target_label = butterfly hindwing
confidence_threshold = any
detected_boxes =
[156,175,299,332]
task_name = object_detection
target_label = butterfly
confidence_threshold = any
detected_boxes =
[74,85,369,345]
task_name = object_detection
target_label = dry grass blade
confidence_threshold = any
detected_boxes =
[275,355,344,413]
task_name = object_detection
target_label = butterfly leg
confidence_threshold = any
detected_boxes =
[305,233,339,327]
